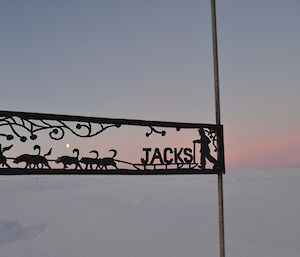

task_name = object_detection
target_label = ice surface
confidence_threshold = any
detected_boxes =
[0,168,299,257]
[0,221,46,246]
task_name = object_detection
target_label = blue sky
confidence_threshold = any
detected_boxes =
[1,0,299,169]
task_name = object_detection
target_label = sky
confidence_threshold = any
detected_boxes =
[1,0,299,170]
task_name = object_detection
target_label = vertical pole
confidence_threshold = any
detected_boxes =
[217,173,225,257]
[210,1,225,257]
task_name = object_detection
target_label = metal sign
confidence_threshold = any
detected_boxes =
[0,110,224,175]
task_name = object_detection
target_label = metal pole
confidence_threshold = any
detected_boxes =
[210,1,225,257]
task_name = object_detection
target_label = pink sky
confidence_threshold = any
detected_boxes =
[226,130,300,169]
[1,1,299,170]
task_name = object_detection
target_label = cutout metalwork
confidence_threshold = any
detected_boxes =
[0,110,225,175]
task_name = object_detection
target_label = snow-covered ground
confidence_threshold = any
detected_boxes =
[0,168,299,257]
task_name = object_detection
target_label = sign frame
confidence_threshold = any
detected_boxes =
[0,110,225,175]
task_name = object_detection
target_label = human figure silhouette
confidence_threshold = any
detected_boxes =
[193,128,217,169]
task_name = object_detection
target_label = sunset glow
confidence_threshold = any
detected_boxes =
[0,1,299,170]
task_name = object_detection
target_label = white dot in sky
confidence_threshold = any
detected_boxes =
[66,143,70,148]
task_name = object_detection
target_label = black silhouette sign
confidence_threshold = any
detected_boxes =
[0,110,225,175]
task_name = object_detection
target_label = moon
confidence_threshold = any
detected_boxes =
[66,143,70,148]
